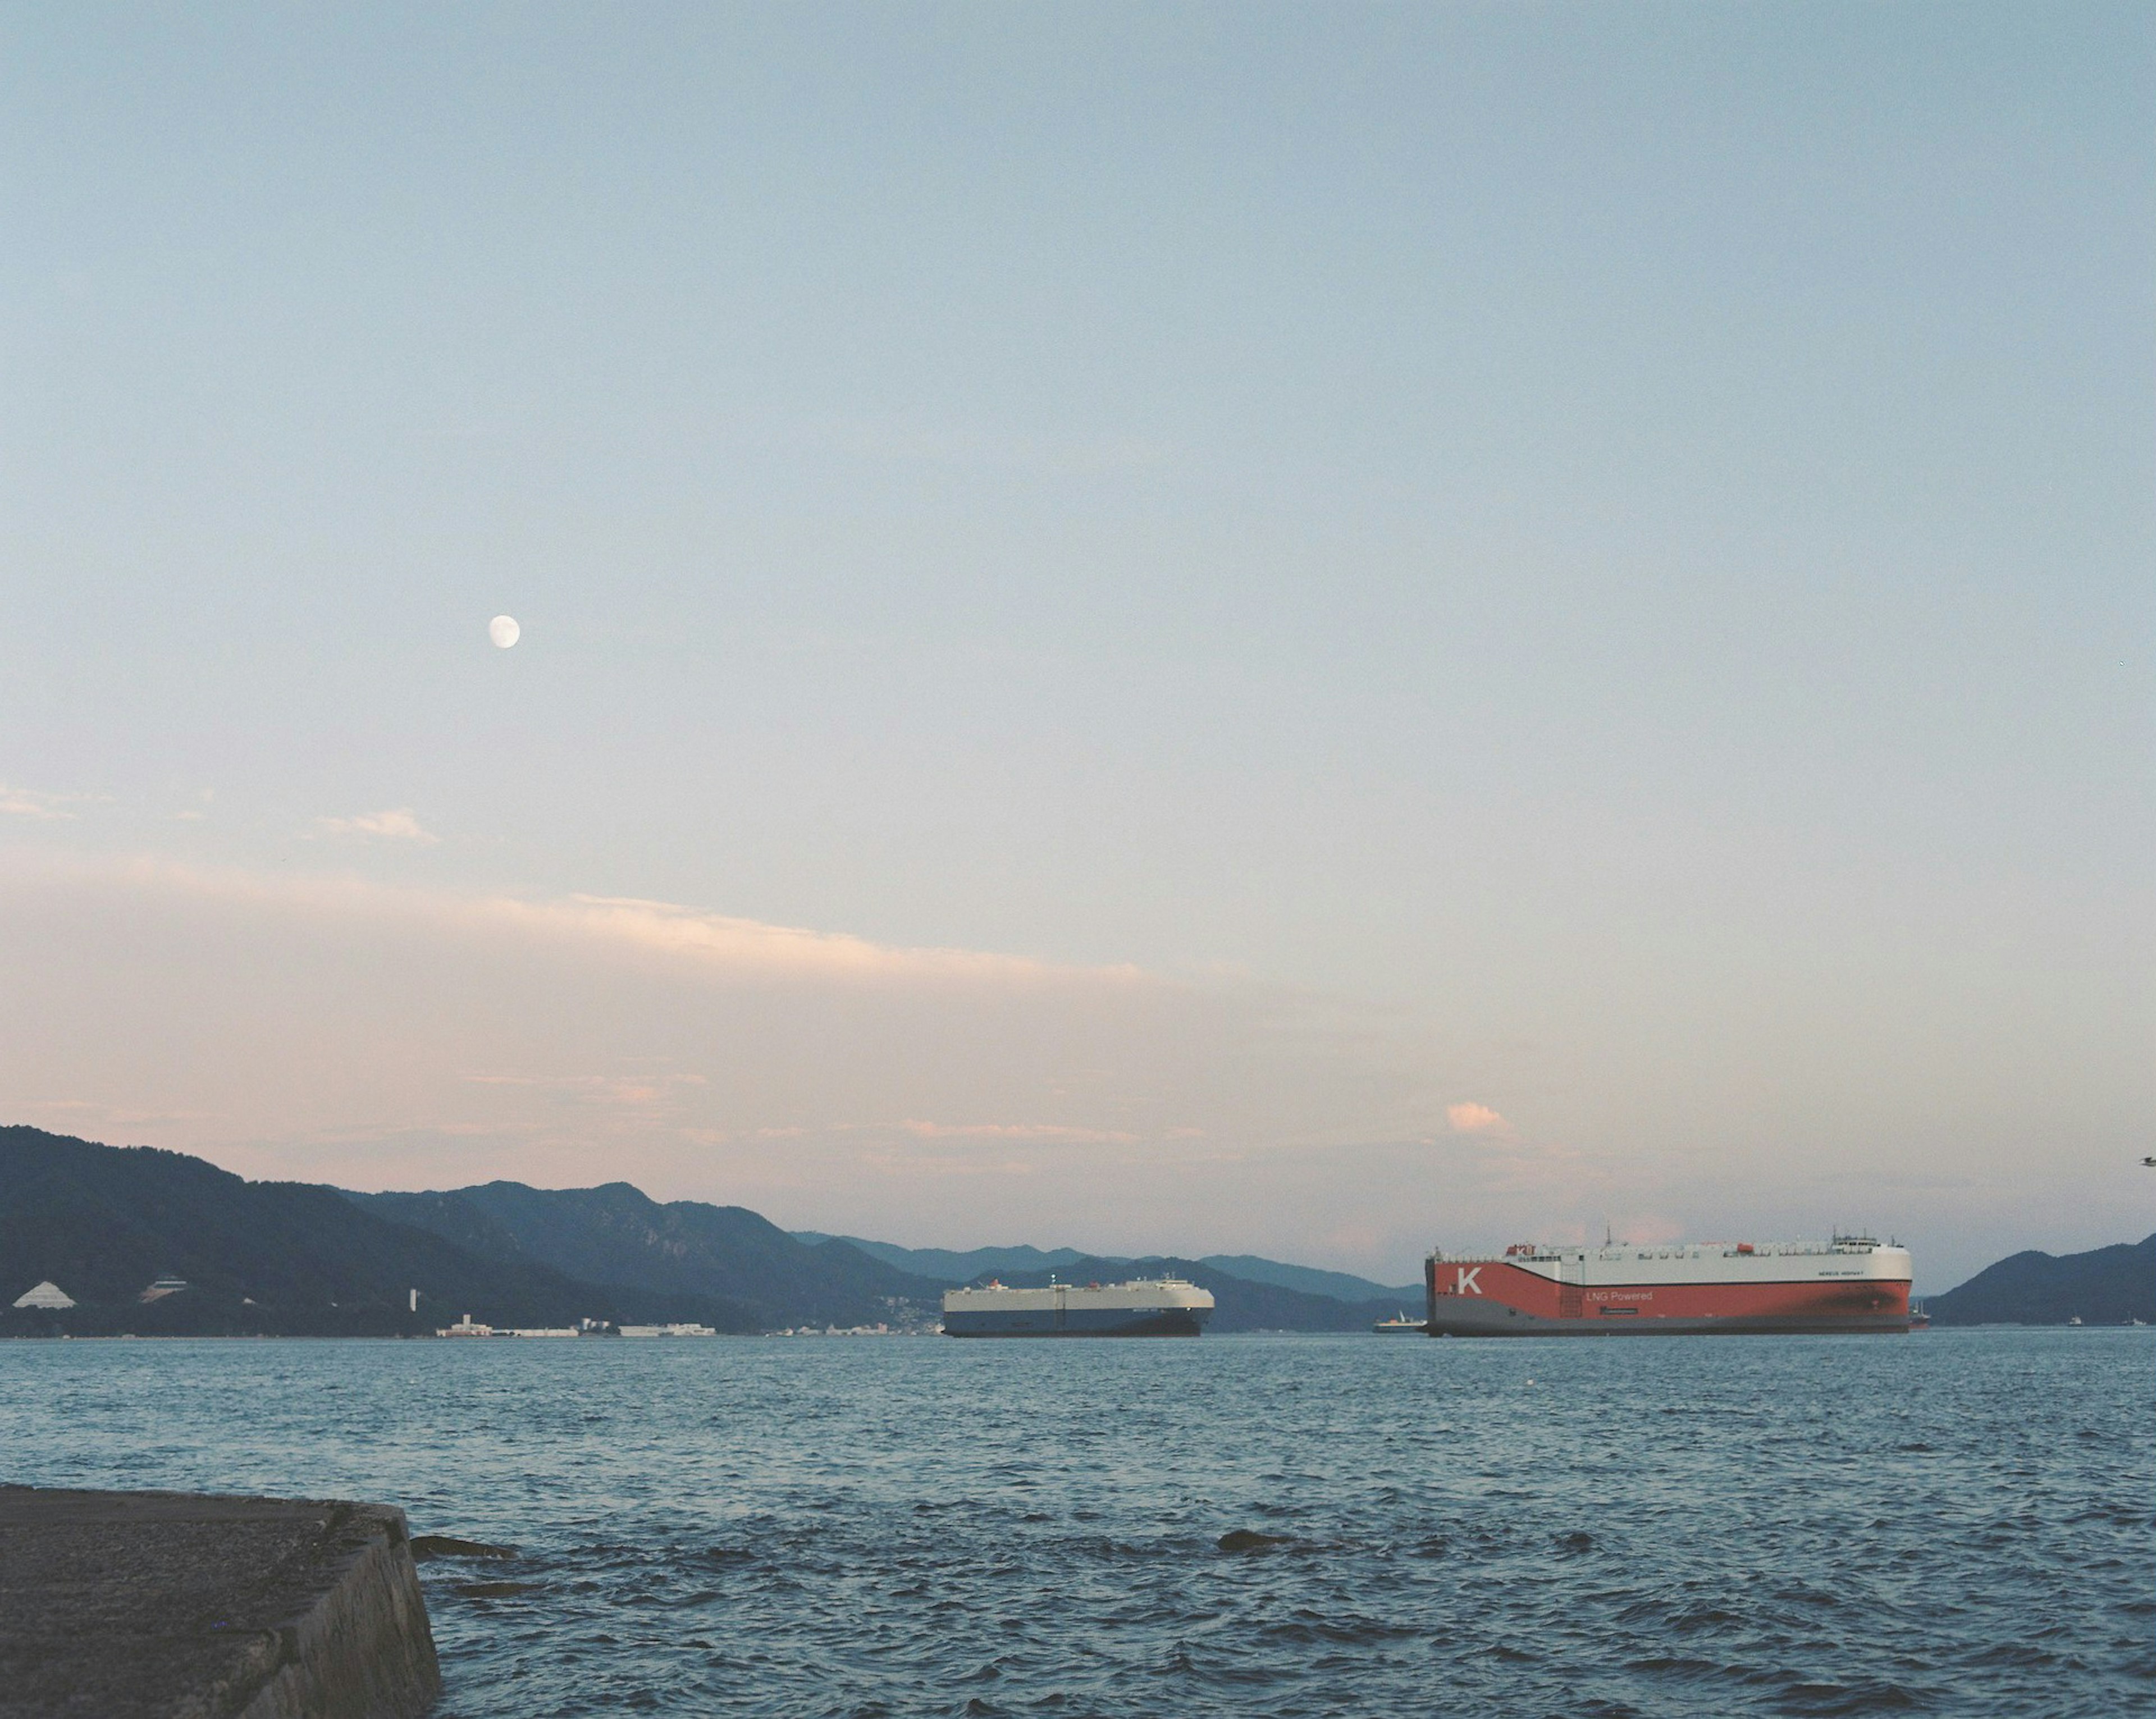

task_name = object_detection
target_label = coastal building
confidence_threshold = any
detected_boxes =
[139,1276,190,1303]
[11,1281,76,1310]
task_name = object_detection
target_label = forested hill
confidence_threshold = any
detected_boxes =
[350,1181,932,1328]
[1928,1233,2155,1326]
[798,1233,1422,1306]
[0,1127,765,1336]
[0,1129,1409,1336]
[350,1192,1412,1331]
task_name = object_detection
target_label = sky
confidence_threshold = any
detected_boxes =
[1,3,2149,1290]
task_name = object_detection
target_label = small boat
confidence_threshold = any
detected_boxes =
[1373,1312,1427,1334]
[2067,1315,2083,1326]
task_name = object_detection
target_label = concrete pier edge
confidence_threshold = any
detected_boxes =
[0,1487,441,1719]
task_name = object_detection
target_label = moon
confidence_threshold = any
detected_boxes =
[488,615,520,649]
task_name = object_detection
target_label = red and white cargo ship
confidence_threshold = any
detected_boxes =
[1424,1235,1912,1336]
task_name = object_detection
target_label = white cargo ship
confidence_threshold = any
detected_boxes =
[941,1277,1214,1337]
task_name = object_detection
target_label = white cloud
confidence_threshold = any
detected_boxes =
[0,785,98,821]
[46,857,2017,1275]
[313,808,438,844]
[73,866,1123,987]
[460,1069,709,1111]
[898,1119,1140,1144]
[503,893,1100,984]
[0,856,1462,1270]
[2,854,2096,1285]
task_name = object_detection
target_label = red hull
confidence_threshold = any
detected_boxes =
[1425,1259,1911,1335]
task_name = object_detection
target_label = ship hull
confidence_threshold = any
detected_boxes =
[1426,1259,1911,1337]
[942,1306,1211,1338]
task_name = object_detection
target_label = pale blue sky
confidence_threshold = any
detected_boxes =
[2,4,2149,1284]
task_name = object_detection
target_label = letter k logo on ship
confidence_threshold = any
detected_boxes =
[1455,1267,1482,1295]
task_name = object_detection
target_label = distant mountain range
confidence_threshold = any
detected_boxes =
[4,1126,2149,1336]
[1926,1233,2155,1326]
[0,1126,743,1336]
[0,1127,1412,1336]
[1195,1254,1423,1306]
[789,1235,1090,1284]
[352,1182,932,1330]
[791,1234,1422,1306]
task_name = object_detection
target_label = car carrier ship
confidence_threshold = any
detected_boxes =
[1425,1235,1912,1336]
[941,1277,1215,1337]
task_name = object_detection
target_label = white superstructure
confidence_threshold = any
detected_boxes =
[943,1278,1216,1315]
[1433,1237,1913,1288]
[941,1276,1216,1337]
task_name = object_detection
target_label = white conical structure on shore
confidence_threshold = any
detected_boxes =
[12,1281,76,1309]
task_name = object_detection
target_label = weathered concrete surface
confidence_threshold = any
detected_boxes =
[0,1487,440,1719]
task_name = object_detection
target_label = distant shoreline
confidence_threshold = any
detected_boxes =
[10,1324,2152,1343]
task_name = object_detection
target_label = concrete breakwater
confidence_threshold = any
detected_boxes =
[0,1487,439,1719]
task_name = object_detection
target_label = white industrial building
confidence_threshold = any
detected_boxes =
[12,1281,77,1310]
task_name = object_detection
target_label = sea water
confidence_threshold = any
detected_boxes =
[1,1328,2148,1717]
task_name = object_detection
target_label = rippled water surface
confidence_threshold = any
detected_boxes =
[3,1329,2150,1716]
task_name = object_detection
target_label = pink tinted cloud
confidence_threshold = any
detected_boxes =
[313,808,438,844]
[898,1119,1140,1144]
